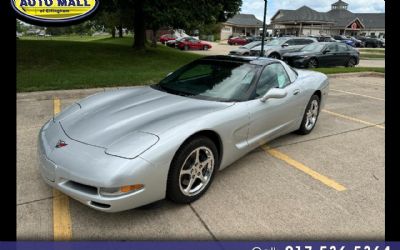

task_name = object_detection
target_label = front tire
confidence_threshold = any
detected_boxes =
[308,58,318,68]
[203,45,209,51]
[296,95,320,135]
[167,136,219,204]
[269,53,280,59]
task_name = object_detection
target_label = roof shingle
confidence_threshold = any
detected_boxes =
[225,14,264,27]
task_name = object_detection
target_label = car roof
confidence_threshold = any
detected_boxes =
[199,55,278,66]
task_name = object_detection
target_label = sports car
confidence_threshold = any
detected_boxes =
[38,55,329,212]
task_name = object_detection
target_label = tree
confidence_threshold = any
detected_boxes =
[99,0,242,49]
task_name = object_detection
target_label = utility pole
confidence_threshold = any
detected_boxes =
[260,0,268,57]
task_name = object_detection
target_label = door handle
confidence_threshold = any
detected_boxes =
[293,89,301,95]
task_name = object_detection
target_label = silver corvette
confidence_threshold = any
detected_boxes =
[38,55,329,212]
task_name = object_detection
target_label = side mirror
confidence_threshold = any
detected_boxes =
[281,43,289,47]
[260,88,288,102]
[323,49,330,54]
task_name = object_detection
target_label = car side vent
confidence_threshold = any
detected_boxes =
[64,181,98,195]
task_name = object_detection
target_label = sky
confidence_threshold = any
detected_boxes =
[241,0,385,23]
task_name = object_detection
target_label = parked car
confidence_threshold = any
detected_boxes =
[166,36,195,48]
[38,55,329,212]
[249,37,318,59]
[357,37,384,48]
[160,34,178,44]
[283,42,359,68]
[333,35,356,47]
[313,36,337,42]
[177,37,212,50]
[347,36,364,47]
[228,41,263,56]
[228,36,249,45]
[378,38,385,48]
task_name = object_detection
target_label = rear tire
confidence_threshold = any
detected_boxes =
[184,45,189,51]
[166,136,219,204]
[296,95,320,135]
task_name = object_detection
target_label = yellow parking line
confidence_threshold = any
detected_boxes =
[53,98,72,241]
[330,88,384,101]
[322,109,385,129]
[261,145,346,192]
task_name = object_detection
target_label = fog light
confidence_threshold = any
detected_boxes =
[100,184,144,197]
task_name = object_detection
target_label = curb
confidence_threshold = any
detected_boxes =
[327,72,385,78]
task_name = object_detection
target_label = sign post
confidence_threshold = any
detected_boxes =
[260,0,268,57]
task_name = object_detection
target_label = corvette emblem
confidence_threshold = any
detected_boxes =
[55,140,68,148]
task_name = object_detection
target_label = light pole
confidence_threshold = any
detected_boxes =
[260,0,268,57]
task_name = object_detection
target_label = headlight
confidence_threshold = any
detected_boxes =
[99,184,144,197]
[105,131,159,159]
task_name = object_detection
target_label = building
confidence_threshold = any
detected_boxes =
[220,14,264,40]
[270,0,385,38]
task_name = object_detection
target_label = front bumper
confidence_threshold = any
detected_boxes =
[37,120,166,212]
[283,57,309,68]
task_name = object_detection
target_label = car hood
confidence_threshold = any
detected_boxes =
[230,48,250,53]
[57,87,233,148]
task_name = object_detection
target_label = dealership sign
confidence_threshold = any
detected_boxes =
[11,0,99,24]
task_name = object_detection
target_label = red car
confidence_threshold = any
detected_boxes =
[228,36,249,45]
[159,34,178,44]
[177,37,212,50]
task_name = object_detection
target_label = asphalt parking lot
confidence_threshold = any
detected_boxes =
[184,42,385,68]
[17,73,384,240]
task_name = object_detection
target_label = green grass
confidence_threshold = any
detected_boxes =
[17,37,203,92]
[360,53,385,59]
[312,67,385,74]
[19,35,112,42]
[359,48,385,54]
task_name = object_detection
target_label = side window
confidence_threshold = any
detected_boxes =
[285,39,296,46]
[337,44,348,52]
[304,39,314,44]
[255,63,290,97]
[327,43,338,52]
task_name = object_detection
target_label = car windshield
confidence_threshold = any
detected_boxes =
[301,43,325,52]
[153,60,259,102]
[240,41,261,49]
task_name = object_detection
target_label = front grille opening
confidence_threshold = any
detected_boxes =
[90,201,111,209]
[64,181,98,195]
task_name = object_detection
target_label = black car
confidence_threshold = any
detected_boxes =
[313,36,337,42]
[282,42,360,68]
[358,37,384,48]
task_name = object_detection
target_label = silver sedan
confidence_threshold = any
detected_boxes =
[38,55,329,212]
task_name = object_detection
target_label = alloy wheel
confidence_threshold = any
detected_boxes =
[179,146,215,197]
[305,100,319,130]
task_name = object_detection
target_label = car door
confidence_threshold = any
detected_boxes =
[296,39,314,50]
[335,43,351,66]
[246,63,305,145]
[321,43,341,66]
[280,39,299,54]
